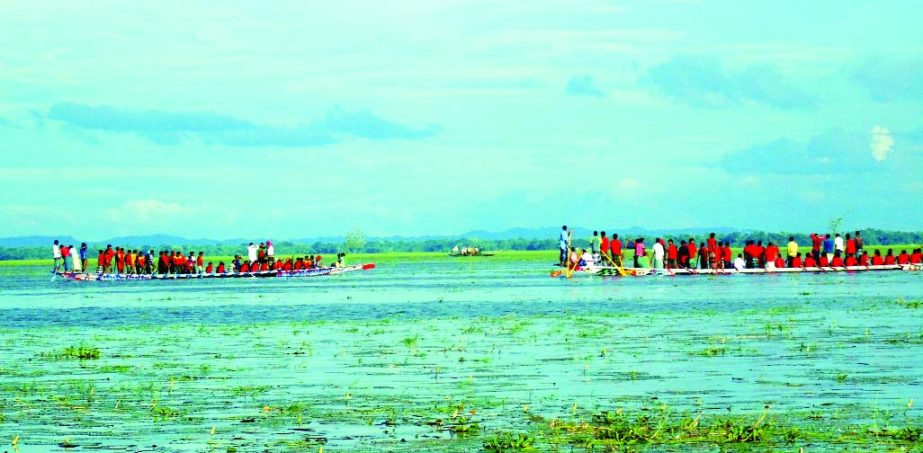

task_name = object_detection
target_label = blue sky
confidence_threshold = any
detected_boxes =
[1,0,921,239]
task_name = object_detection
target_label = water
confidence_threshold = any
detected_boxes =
[0,258,921,451]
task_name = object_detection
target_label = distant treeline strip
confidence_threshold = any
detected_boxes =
[1,229,921,260]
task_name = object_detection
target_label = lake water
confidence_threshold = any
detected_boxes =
[1,258,921,451]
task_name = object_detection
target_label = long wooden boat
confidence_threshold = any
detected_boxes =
[54,263,375,282]
[560,264,922,277]
[448,253,495,257]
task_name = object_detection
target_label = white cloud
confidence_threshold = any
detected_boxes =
[870,125,894,161]
[107,199,185,224]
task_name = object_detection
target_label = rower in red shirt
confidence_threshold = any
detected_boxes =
[600,232,610,262]
[667,240,678,268]
[897,251,911,264]
[845,235,857,257]
[687,239,697,268]
[116,248,125,274]
[871,251,884,265]
[205,263,214,273]
[819,255,829,266]
[804,255,816,267]
[774,256,785,268]
[274,260,284,270]
[610,234,623,267]
[722,243,732,267]
[283,259,293,271]
[240,262,250,273]
[845,255,858,266]
[260,261,270,271]
[884,250,896,265]
[97,250,105,272]
[810,233,823,260]
[911,249,922,264]
[764,242,779,264]
[859,252,870,266]
[831,254,844,267]
[216,262,226,273]
[791,254,802,268]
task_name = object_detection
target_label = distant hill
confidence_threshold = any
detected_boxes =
[0,235,79,247]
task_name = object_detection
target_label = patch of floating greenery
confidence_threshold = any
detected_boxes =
[537,404,923,449]
[41,345,101,360]
[896,297,923,309]
[483,432,536,452]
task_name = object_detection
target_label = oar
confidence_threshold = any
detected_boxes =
[602,248,628,277]
[565,230,576,278]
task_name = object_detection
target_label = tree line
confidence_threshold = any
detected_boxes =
[1,228,920,261]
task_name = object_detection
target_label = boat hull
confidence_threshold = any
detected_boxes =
[568,264,922,277]
[54,263,374,282]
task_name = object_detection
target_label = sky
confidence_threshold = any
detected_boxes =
[1,0,921,240]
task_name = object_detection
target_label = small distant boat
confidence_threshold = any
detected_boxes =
[558,263,922,277]
[449,252,494,257]
[54,263,375,282]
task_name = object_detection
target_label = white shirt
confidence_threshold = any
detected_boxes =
[53,244,61,259]
[267,245,275,257]
[734,257,745,270]
[653,242,665,260]
[834,236,844,252]
[580,251,594,266]
[247,245,258,262]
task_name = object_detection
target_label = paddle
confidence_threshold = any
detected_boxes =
[601,247,628,277]
[565,230,575,278]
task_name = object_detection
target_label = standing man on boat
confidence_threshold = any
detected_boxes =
[834,234,844,255]
[854,231,864,255]
[559,226,569,266]
[247,242,258,265]
[52,240,62,274]
[652,238,665,270]
[610,233,623,267]
[823,234,835,262]
[633,238,646,268]
[590,231,601,263]
[786,237,799,267]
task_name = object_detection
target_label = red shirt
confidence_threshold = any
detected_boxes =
[831,256,844,267]
[61,246,70,257]
[845,256,858,266]
[792,256,802,267]
[216,263,225,273]
[205,264,213,273]
[774,257,785,268]
[698,246,708,258]
[885,255,896,265]
[687,242,697,257]
[667,245,678,260]
[872,256,884,265]
[707,238,717,252]
[240,262,250,272]
[274,260,284,270]
[819,255,829,266]
[97,252,105,263]
[610,239,622,255]
[765,246,778,261]
[723,246,732,262]
[846,239,856,255]
[105,248,114,261]
[754,246,765,259]
[860,254,870,266]
[283,262,293,271]
[600,237,609,253]
[197,256,204,266]
[811,234,823,251]
[261,262,269,271]
[897,253,910,264]
[912,252,922,264]
[804,256,816,267]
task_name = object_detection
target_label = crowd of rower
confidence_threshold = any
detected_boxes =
[52,240,348,275]
[558,226,922,271]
